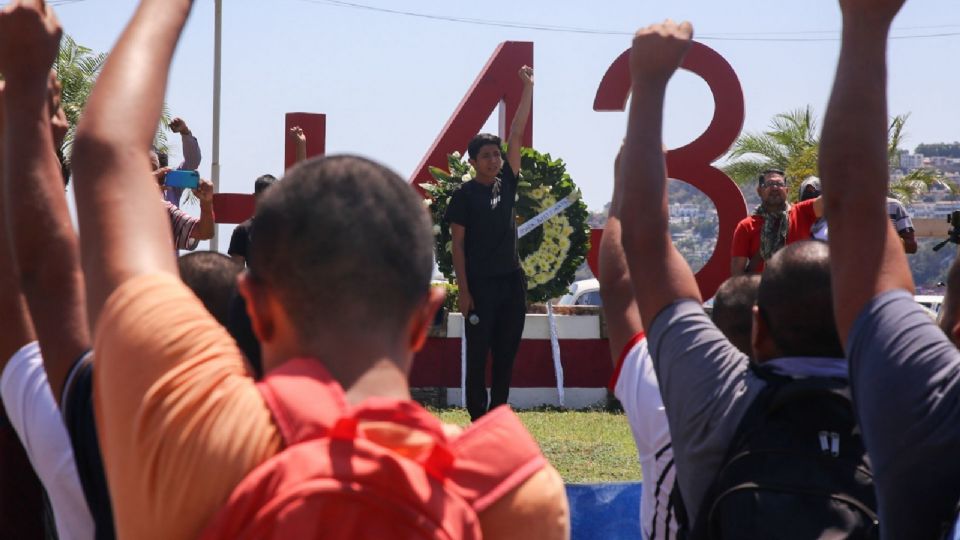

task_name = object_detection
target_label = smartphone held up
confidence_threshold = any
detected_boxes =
[164,170,200,189]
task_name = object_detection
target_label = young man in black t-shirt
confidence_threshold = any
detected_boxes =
[228,174,278,266]
[445,66,533,421]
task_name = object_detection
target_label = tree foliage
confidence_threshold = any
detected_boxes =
[915,142,960,158]
[724,106,950,203]
[55,34,171,179]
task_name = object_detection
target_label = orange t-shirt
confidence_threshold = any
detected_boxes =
[730,198,819,273]
[93,273,567,540]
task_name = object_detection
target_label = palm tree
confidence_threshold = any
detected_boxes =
[724,106,948,203]
[723,106,819,191]
[886,113,950,203]
[55,34,171,181]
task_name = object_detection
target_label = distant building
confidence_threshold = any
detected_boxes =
[899,150,925,171]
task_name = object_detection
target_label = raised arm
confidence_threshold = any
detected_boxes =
[71,0,193,326]
[190,178,215,240]
[170,116,201,170]
[599,147,643,362]
[0,1,88,401]
[505,66,533,174]
[290,126,307,165]
[0,81,37,368]
[819,0,911,341]
[620,21,702,328]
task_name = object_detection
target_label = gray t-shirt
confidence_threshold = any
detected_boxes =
[848,289,960,538]
[648,299,850,525]
[647,300,764,524]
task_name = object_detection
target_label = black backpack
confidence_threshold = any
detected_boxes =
[672,365,879,539]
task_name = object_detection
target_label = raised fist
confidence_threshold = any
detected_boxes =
[519,65,534,86]
[629,20,693,84]
[169,117,191,136]
[0,0,63,85]
[193,178,214,203]
[289,126,306,144]
[838,0,906,24]
[152,166,172,187]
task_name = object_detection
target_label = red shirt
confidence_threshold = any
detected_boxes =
[730,198,818,273]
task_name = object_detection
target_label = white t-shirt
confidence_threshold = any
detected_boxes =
[1,342,94,540]
[610,333,679,540]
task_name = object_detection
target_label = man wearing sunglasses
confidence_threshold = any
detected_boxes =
[730,169,822,275]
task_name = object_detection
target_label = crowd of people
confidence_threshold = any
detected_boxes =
[1,0,958,538]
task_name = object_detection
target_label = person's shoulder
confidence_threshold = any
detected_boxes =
[453,179,479,194]
[477,463,569,540]
[794,198,817,210]
[734,214,760,230]
[500,160,518,181]
[849,288,920,339]
[886,197,905,208]
[886,198,909,215]
[0,341,42,400]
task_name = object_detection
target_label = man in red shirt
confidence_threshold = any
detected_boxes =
[730,169,822,275]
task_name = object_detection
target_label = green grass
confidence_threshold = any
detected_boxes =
[430,407,641,483]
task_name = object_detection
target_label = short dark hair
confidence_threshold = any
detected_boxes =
[758,169,785,186]
[712,275,761,357]
[227,292,262,379]
[154,147,169,168]
[254,174,277,195]
[467,133,502,161]
[247,155,434,344]
[756,241,844,358]
[178,251,241,327]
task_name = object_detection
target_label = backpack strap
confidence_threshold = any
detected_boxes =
[257,358,350,445]
[445,406,548,512]
[749,363,851,415]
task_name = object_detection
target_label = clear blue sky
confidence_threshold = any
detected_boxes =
[54,0,960,248]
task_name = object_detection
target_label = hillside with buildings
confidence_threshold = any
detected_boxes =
[582,145,960,290]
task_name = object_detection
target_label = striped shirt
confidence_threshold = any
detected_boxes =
[164,200,199,251]
[610,333,679,539]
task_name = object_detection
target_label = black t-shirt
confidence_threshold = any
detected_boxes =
[444,162,520,281]
[228,218,253,259]
[61,355,115,540]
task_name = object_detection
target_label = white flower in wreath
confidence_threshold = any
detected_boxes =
[531,187,545,199]
[461,173,472,182]
[452,151,461,159]
[423,198,432,207]
[432,224,441,236]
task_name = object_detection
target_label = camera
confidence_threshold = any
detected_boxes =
[932,210,960,252]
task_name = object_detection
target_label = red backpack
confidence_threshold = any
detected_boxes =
[199,358,547,539]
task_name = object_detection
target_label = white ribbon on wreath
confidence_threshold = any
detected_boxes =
[546,302,564,406]
[461,316,467,408]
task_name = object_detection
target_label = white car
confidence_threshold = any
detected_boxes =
[915,294,944,320]
[558,278,601,307]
